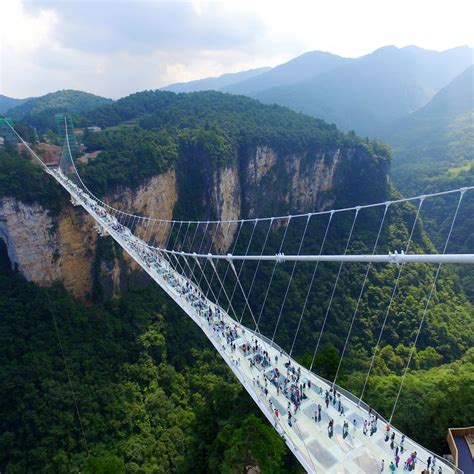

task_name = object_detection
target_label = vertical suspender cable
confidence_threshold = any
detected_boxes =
[226,219,259,314]
[256,217,292,328]
[271,214,312,344]
[310,207,360,371]
[358,198,424,406]
[388,190,465,423]
[289,211,333,357]
[240,218,274,323]
[217,221,244,302]
[332,203,389,387]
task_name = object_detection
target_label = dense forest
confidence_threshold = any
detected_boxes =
[4,90,113,132]
[385,65,474,303]
[78,90,390,206]
[0,236,472,473]
[0,89,473,472]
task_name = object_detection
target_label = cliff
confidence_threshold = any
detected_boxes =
[0,141,386,299]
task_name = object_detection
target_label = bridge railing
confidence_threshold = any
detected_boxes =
[244,327,462,474]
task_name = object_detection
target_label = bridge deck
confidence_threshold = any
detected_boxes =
[51,169,460,474]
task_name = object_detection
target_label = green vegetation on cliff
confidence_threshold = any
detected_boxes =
[384,65,474,301]
[80,90,390,205]
[0,147,63,213]
[1,88,472,473]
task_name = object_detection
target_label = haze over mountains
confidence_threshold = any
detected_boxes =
[385,64,473,201]
[162,45,473,137]
[0,95,30,114]
[1,34,473,473]
[161,67,271,93]
[3,44,471,141]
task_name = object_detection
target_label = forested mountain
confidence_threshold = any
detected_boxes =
[162,67,271,93]
[7,89,113,131]
[0,90,473,472]
[222,51,352,95]
[0,94,31,114]
[1,260,472,473]
[80,90,389,206]
[251,45,473,136]
[159,45,472,136]
[382,65,474,301]
[383,64,473,184]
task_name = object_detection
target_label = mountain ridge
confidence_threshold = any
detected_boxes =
[161,67,271,93]
[222,50,352,95]
[250,45,473,135]
[0,94,31,115]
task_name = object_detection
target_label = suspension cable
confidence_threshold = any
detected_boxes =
[359,198,424,405]
[216,221,244,302]
[201,222,222,295]
[191,222,209,276]
[240,218,274,323]
[45,289,90,456]
[271,214,312,344]
[256,217,292,327]
[388,190,465,423]
[332,204,390,386]
[204,222,224,298]
[310,207,360,371]
[207,258,241,323]
[226,219,258,315]
[289,212,333,357]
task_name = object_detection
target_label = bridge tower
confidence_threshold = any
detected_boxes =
[55,113,79,157]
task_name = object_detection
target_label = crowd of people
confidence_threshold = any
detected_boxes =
[55,169,448,474]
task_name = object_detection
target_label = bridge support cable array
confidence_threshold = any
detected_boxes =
[256,217,292,330]
[289,211,333,358]
[310,207,360,372]
[271,214,312,344]
[358,199,424,407]
[239,218,274,324]
[216,221,243,303]
[9,120,471,474]
[333,203,389,387]
[388,189,465,424]
[226,219,259,318]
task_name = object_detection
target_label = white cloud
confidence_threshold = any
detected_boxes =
[1,0,472,99]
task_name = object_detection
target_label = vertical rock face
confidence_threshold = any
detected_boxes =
[241,145,347,219]
[211,162,241,253]
[285,149,342,212]
[0,197,97,298]
[106,168,178,275]
[0,143,386,299]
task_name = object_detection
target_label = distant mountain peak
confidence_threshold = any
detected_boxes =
[161,67,271,93]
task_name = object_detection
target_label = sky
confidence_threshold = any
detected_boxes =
[0,0,472,99]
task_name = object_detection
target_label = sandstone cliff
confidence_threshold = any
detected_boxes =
[0,142,386,299]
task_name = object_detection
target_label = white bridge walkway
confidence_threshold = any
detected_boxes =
[10,117,469,473]
[47,168,459,474]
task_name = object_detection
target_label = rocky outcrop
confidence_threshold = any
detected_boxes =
[0,197,97,298]
[108,167,177,248]
[211,162,241,253]
[0,142,386,299]
[242,145,341,217]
